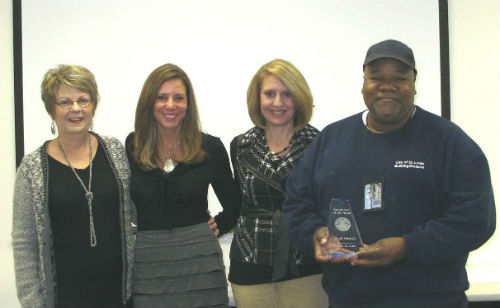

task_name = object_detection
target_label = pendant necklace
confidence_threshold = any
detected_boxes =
[57,135,97,247]
[162,142,179,173]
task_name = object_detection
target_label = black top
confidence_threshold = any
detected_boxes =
[48,143,124,308]
[125,132,240,234]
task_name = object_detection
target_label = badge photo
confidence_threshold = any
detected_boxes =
[363,177,384,212]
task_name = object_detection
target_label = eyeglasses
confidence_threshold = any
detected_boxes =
[55,97,92,109]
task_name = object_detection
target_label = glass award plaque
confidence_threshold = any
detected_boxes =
[323,198,363,257]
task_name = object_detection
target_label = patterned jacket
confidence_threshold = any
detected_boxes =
[12,133,136,308]
[229,125,318,272]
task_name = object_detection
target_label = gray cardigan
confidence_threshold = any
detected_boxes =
[12,133,136,308]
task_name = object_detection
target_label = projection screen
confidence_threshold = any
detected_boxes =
[14,0,448,304]
[18,0,444,158]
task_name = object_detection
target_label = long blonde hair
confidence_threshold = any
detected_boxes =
[131,63,205,170]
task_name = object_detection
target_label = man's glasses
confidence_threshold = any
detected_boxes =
[55,97,92,109]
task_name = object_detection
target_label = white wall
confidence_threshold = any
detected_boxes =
[449,0,500,301]
[0,0,18,306]
[0,0,498,307]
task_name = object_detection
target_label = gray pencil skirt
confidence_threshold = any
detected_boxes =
[132,223,228,308]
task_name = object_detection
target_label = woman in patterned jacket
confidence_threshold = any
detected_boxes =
[228,59,328,308]
[12,65,135,308]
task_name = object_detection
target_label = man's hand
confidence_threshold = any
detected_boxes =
[313,226,354,263]
[351,237,406,267]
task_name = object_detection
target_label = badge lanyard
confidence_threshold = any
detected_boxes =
[362,126,407,212]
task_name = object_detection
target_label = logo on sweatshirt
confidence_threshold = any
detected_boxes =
[394,160,425,170]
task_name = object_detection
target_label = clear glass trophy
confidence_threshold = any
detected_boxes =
[322,198,363,257]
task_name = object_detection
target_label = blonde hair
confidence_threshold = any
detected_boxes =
[41,64,99,117]
[131,63,205,170]
[247,59,313,129]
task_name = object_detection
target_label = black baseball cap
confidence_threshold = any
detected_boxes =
[363,39,417,74]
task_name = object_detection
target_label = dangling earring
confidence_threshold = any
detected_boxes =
[89,122,94,132]
[51,121,56,135]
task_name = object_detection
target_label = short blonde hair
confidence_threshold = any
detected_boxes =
[131,63,205,170]
[247,59,313,129]
[41,64,99,117]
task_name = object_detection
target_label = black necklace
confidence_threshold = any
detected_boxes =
[267,139,294,161]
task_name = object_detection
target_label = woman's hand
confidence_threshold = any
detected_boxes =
[207,216,220,236]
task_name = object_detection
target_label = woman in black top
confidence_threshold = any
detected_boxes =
[228,59,328,307]
[127,63,240,308]
[12,65,135,308]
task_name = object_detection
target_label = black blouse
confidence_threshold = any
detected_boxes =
[48,143,124,308]
[126,132,240,234]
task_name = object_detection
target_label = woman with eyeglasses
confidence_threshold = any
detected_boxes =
[126,63,240,308]
[12,64,136,308]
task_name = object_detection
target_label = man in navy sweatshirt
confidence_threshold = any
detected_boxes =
[283,39,496,307]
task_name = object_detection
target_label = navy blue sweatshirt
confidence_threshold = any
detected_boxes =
[283,106,496,306]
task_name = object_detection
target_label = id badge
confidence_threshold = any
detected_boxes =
[363,177,384,212]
